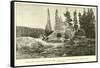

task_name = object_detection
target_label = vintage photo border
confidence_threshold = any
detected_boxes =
[10,0,98,67]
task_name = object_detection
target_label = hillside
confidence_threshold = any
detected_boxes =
[16,26,45,38]
[16,26,95,59]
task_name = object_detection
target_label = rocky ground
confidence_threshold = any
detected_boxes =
[16,36,95,59]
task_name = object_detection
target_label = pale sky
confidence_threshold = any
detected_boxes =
[15,2,97,30]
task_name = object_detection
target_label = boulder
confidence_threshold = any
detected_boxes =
[16,37,42,50]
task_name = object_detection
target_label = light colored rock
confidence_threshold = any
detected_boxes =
[16,37,64,49]
[16,37,39,49]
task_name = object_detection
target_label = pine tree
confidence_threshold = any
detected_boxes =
[78,8,95,38]
[54,9,62,31]
[64,9,72,25]
[74,10,78,24]
[45,8,52,36]
[78,12,81,24]
[85,8,95,38]
[73,10,78,30]
[54,9,58,30]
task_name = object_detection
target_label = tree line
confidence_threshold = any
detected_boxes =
[64,8,95,38]
[45,8,96,39]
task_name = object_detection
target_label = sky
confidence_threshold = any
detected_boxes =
[15,2,97,30]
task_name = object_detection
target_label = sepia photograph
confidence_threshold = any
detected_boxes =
[11,1,98,67]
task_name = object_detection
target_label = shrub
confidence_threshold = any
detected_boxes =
[56,33,62,38]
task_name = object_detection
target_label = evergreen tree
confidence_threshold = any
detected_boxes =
[78,12,82,24]
[54,9,62,31]
[74,10,78,24]
[73,10,78,30]
[79,8,95,38]
[64,9,72,25]
[45,8,52,36]
[54,9,58,30]
[79,9,87,28]
[86,8,95,38]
